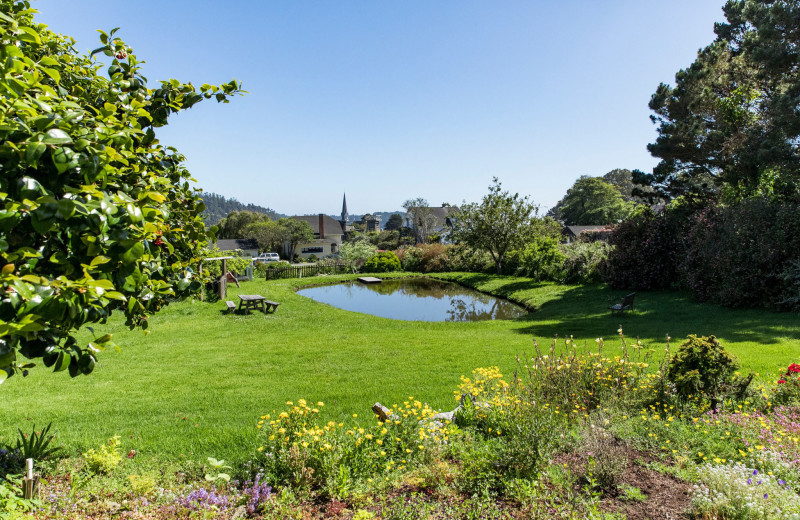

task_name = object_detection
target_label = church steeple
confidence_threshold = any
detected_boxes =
[341,193,349,223]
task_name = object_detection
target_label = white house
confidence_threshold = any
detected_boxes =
[288,214,346,259]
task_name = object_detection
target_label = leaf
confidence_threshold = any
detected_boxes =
[43,128,72,144]
[90,256,111,267]
[25,141,46,166]
[122,242,145,264]
[52,351,69,372]
[40,66,61,84]
[57,199,75,219]
[52,147,79,174]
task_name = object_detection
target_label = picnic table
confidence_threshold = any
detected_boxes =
[237,294,280,314]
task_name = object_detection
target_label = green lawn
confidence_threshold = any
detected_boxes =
[2,273,797,466]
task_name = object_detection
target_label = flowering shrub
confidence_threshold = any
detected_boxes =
[773,364,800,406]
[178,487,230,512]
[691,463,800,519]
[397,244,451,273]
[253,398,445,496]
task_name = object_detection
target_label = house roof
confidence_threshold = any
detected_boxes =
[563,225,612,236]
[215,238,259,251]
[291,215,345,235]
[405,206,460,227]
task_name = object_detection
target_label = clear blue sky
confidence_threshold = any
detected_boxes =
[35,0,724,215]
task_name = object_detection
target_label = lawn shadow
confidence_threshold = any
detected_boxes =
[513,285,799,346]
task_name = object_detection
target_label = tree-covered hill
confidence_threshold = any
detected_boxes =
[201,192,286,226]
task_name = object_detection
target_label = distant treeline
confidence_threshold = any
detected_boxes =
[201,192,286,226]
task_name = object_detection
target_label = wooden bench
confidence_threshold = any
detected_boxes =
[264,300,280,313]
[225,300,236,313]
[610,292,636,314]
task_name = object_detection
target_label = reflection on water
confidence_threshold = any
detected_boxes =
[297,278,527,322]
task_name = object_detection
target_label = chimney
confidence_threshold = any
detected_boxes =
[318,214,325,239]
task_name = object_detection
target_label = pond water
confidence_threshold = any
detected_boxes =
[297,278,527,322]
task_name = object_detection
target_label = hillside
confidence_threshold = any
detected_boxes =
[200,192,286,226]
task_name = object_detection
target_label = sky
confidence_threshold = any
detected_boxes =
[34,0,725,216]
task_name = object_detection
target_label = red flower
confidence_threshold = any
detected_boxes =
[778,380,787,384]
[787,363,800,374]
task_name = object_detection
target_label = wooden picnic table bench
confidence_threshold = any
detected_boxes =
[237,294,280,314]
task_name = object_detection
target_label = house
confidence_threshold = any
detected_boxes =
[561,225,613,244]
[288,214,346,259]
[214,238,259,257]
[404,204,459,243]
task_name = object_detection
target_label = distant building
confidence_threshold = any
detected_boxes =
[404,204,460,243]
[561,225,613,243]
[214,238,259,257]
[288,214,346,259]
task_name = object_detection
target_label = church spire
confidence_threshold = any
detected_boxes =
[341,193,349,222]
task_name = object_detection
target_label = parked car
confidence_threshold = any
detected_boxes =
[254,253,280,264]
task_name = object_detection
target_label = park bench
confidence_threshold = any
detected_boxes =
[610,292,636,314]
[225,301,236,313]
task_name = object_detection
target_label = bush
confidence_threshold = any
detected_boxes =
[397,244,451,273]
[363,251,401,273]
[201,246,253,279]
[447,244,493,273]
[682,199,800,308]
[505,236,565,281]
[666,335,747,410]
[83,436,123,475]
[603,205,688,290]
[560,241,611,284]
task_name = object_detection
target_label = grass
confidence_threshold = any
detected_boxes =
[1,272,797,467]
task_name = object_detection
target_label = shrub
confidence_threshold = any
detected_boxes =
[83,436,123,475]
[581,427,627,494]
[666,335,748,410]
[682,199,800,308]
[448,244,493,273]
[560,241,611,284]
[200,246,253,279]
[398,244,451,273]
[507,236,565,281]
[363,251,401,273]
[772,364,800,406]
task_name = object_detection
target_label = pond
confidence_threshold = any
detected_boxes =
[297,278,527,322]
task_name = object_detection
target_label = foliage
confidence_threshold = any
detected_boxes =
[200,193,281,227]
[83,436,122,475]
[666,335,746,410]
[127,473,157,497]
[339,239,377,270]
[549,176,634,225]
[603,204,689,290]
[278,218,315,260]
[635,0,800,203]
[691,463,800,519]
[253,398,444,497]
[0,1,243,383]
[453,178,542,274]
[560,241,611,284]
[384,213,404,231]
[12,422,61,462]
[204,457,231,488]
[772,364,800,406]
[363,251,401,273]
[581,427,627,494]
[199,246,252,279]
[602,168,654,204]
[0,474,40,519]
[215,211,271,239]
[681,199,800,309]
[396,243,450,273]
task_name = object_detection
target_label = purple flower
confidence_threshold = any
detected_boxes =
[778,479,786,486]
[747,478,753,485]
[753,469,759,475]
[764,493,768,499]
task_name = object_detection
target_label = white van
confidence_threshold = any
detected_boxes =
[254,252,280,264]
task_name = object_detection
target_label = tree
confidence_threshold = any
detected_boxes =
[601,168,654,203]
[549,176,632,225]
[453,178,541,274]
[635,0,800,203]
[339,239,377,269]
[243,219,284,253]
[217,210,271,239]
[402,198,438,243]
[0,2,242,382]
[280,218,314,260]
[384,213,404,231]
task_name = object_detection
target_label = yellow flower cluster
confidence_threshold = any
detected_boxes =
[455,366,518,411]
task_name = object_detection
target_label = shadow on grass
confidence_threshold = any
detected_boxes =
[513,284,798,346]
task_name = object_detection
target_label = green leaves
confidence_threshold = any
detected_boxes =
[0,2,243,382]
